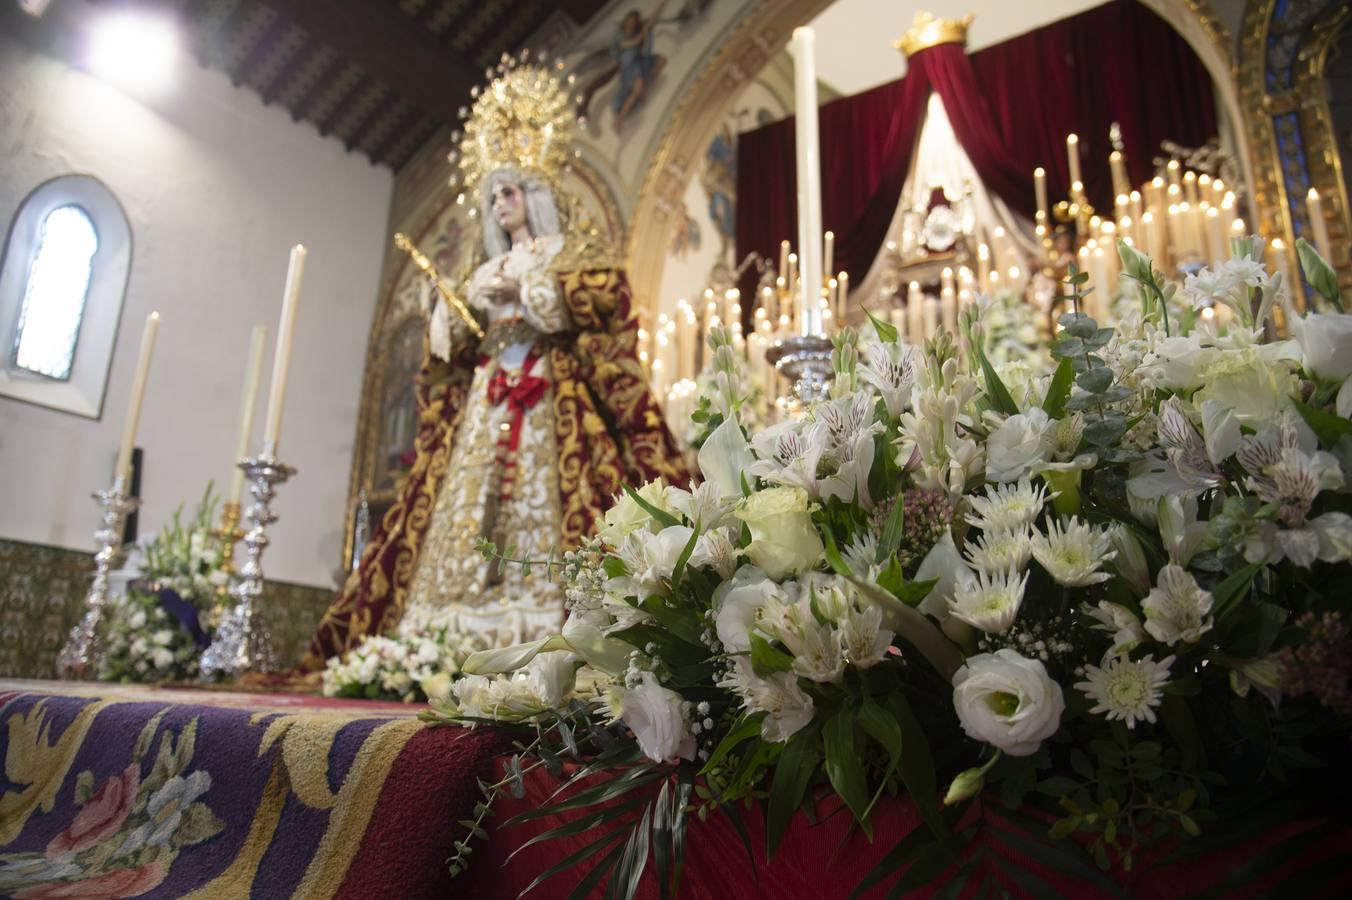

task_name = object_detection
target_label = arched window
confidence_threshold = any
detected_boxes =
[12,205,99,380]
[1,175,131,417]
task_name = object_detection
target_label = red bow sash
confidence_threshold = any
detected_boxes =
[485,354,548,504]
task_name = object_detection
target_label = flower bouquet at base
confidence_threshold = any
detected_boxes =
[98,485,230,683]
[425,237,1352,896]
[321,628,487,703]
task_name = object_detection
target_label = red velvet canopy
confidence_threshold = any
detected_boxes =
[735,0,1218,298]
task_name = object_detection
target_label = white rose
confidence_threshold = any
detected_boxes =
[1143,336,1219,390]
[952,649,1065,757]
[598,479,674,547]
[1288,311,1352,382]
[712,566,782,653]
[620,672,694,763]
[985,409,1054,484]
[734,486,823,580]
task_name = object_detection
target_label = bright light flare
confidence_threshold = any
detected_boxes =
[87,12,178,95]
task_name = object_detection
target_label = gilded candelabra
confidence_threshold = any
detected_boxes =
[56,476,140,679]
[200,446,294,679]
[215,501,244,574]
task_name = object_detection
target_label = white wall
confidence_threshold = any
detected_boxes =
[809,0,1110,95]
[0,32,393,587]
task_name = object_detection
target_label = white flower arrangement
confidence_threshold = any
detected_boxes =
[427,238,1352,896]
[321,628,487,703]
[98,485,227,683]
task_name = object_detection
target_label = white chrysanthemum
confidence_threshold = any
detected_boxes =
[965,480,1049,534]
[963,528,1033,574]
[1075,654,1175,729]
[1031,517,1116,587]
[1141,564,1214,645]
[948,566,1028,633]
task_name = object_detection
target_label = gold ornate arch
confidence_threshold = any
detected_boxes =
[627,0,1254,323]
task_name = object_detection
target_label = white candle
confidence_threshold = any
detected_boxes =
[1109,150,1129,198]
[907,281,924,344]
[778,240,790,285]
[836,270,848,322]
[940,287,957,335]
[1034,167,1048,224]
[791,27,824,337]
[1206,206,1225,267]
[1066,134,1081,192]
[923,296,940,340]
[823,231,834,286]
[114,311,160,484]
[229,325,267,504]
[1307,188,1334,262]
[262,244,307,452]
[977,243,991,290]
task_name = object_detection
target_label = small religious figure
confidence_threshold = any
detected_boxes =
[303,63,688,669]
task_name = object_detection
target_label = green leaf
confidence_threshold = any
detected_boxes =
[508,794,653,859]
[519,827,627,897]
[820,527,852,576]
[638,597,706,648]
[886,692,945,840]
[610,803,652,900]
[978,349,1020,416]
[864,305,899,343]
[874,564,937,608]
[749,632,795,677]
[1293,398,1352,448]
[1296,238,1344,312]
[603,557,629,579]
[823,707,872,834]
[878,492,907,560]
[700,714,764,774]
[668,525,700,588]
[766,723,822,858]
[1211,562,1263,620]
[622,484,681,528]
[857,695,902,775]
[1042,357,1075,418]
[510,765,663,821]
[1075,367,1114,394]
[1036,775,1080,797]
[567,840,627,900]
[989,816,1126,895]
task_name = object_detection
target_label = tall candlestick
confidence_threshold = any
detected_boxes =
[1034,167,1048,224]
[791,27,824,337]
[262,244,307,452]
[1307,187,1334,262]
[230,325,267,505]
[115,311,160,482]
[1066,134,1081,191]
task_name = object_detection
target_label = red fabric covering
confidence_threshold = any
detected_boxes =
[469,767,1352,899]
[338,725,512,899]
[735,0,1218,302]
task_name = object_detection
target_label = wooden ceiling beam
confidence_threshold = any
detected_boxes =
[277,0,479,123]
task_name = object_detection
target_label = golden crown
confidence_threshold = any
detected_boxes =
[892,11,974,58]
[447,52,577,197]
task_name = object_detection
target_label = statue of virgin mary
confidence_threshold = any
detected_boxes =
[304,64,688,668]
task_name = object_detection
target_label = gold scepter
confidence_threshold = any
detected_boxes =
[394,233,485,339]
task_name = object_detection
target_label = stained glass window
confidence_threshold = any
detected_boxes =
[11,205,98,380]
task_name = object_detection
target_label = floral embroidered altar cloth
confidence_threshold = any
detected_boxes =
[0,680,508,899]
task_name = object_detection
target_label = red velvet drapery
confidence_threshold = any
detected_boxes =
[735,0,1218,299]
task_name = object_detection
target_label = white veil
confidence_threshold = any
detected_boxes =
[479,167,563,257]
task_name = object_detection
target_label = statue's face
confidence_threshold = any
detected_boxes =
[491,180,527,234]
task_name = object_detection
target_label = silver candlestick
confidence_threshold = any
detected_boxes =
[767,334,835,406]
[200,446,295,679]
[57,477,140,679]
